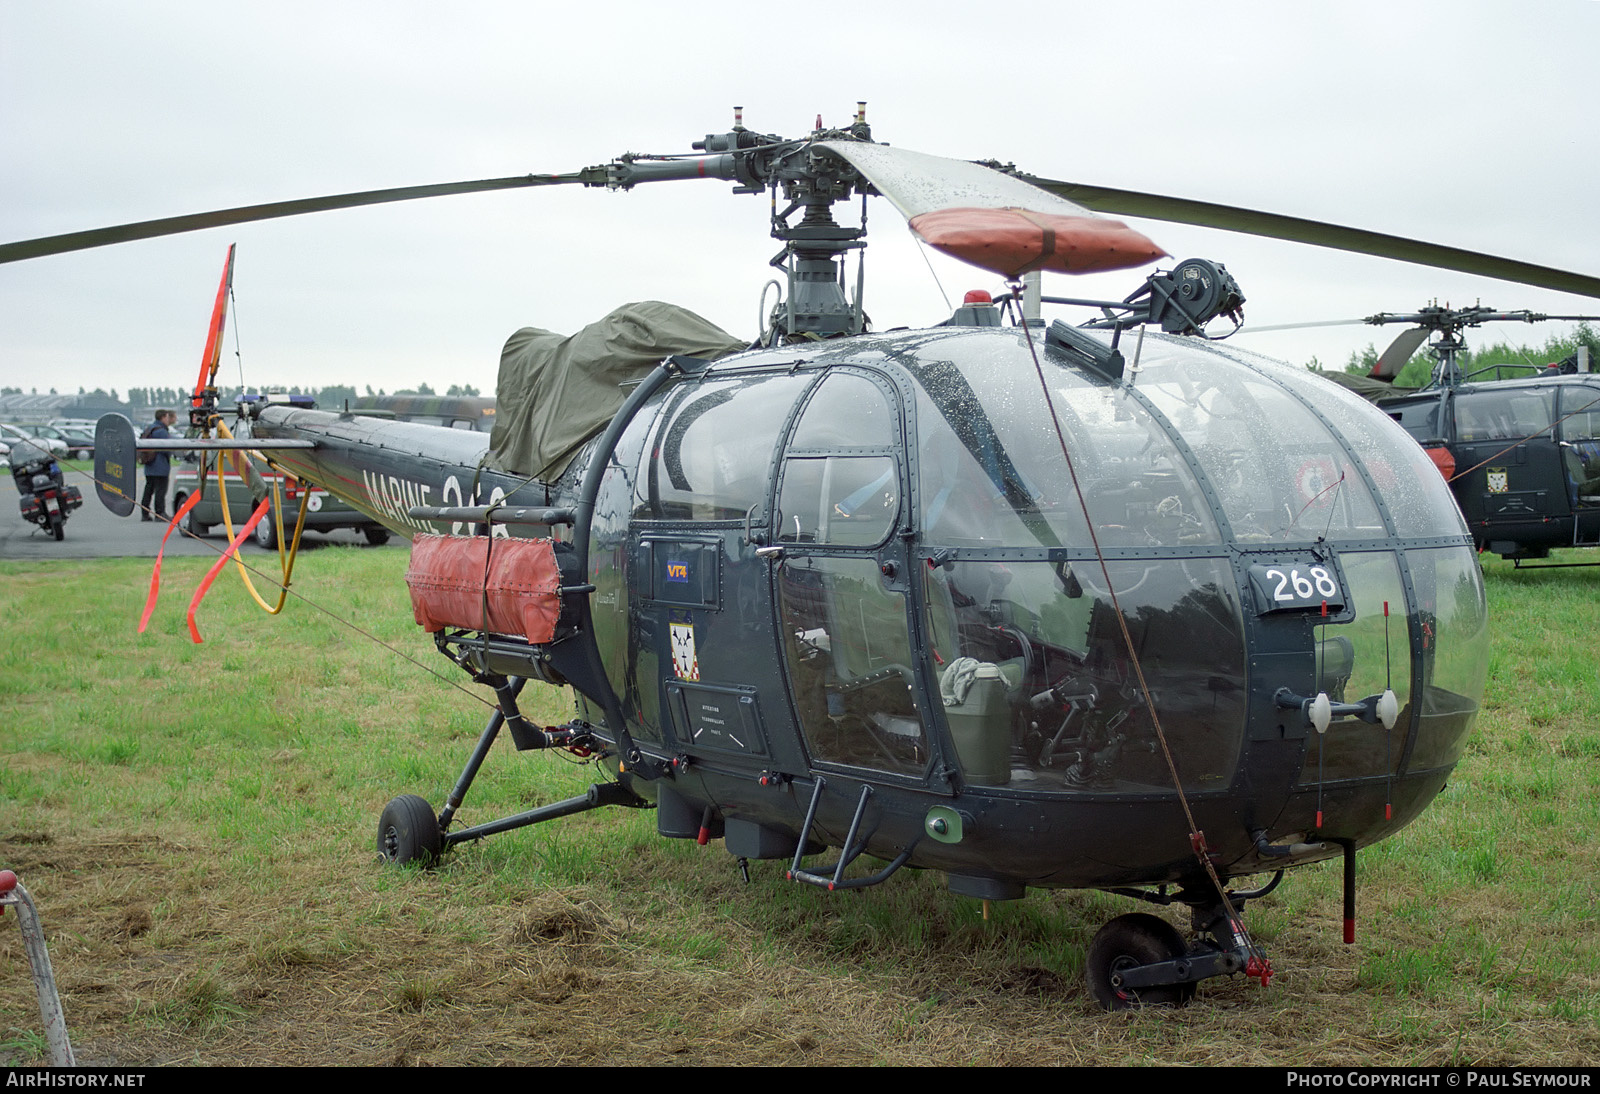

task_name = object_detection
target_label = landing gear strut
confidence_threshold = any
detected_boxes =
[1085,878,1278,1010]
[374,672,648,869]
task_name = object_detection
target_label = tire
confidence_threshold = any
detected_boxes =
[178,498,210,537]
[377,794,442,867]
[364,526,391,546]
[51,518,64,542]
[1086,913,1196,1011]
[72,448,91,461]
[253,512,279,550]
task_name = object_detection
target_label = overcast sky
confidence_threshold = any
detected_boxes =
[4,1,1599,400]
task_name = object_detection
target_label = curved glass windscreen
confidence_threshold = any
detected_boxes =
[921,555,1246,793]
[906,333,1220,549]
[1241,353,1468,539]
[1134,348,1387,542]
[1405,545,1489,771]
[636,372,814,521]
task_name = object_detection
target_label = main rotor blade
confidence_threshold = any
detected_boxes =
[1023,177,1600,301]
[1237,318,1367,334]
[0,172,601,264]
[818,142,1164,278]
[1372,327,1431,380]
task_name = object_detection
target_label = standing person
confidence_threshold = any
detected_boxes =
[139,409,177,521]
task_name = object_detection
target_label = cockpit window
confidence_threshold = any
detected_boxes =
[1251,357,1465,539]
[773,371,928,775]
[788,372,897,450]
[923,556,1246,793]
[777,456,899,547]
[1560,384,1600,504]
[1136,354,1386,542]
[776,371,902,548]
[907,342,1220,548]
[1559,384,1600,443]
[638,373,813,521]
[1404,545,1488,772]
[1453,388,1554,443]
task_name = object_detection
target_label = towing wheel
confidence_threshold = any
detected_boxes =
[1086,913,1196,1011]
[377,794,442,867]
[364,526,391,546]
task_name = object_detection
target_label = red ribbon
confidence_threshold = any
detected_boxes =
[184,497,271,643]
[137,490,205,634]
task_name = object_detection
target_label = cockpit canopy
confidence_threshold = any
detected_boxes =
[599,321,1484,818]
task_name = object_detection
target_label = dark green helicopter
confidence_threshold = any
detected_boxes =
[1309,306,1600,564]
[9,107,1599,1009]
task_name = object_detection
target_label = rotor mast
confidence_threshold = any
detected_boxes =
[601,105,876,340]
[1366,304,1600,388]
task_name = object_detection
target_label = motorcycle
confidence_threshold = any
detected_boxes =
[11,438,83,541]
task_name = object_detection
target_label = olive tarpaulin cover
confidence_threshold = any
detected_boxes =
[1318,370,1417,403]
[485,301,748,482]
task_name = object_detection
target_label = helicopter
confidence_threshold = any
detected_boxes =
[8,106,1597,1010]
[1310,306,1600,564]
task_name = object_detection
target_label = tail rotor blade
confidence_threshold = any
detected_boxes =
[193,244,237,404]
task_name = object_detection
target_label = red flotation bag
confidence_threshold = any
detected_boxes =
[404,533,562,643]
[909,207,1166,278]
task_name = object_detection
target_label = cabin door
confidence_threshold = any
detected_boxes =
[767,369,946,787]
[626,371,816,773]
[1559,382,1600,545]
[1451,386,1567,527]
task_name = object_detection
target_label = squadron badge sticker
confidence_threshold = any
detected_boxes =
[1487,468,1509,494]
[670,620,700,680]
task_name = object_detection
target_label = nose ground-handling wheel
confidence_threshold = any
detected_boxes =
[1086,912,1198,1010]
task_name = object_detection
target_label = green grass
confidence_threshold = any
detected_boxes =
[0,548,1598,1065]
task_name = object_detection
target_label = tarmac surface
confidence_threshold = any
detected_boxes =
[0,463,404,562]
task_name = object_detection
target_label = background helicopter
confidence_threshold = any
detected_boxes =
[11,105,1600,1010]
[1303,307,1600,564]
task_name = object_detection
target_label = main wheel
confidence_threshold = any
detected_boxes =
[364,526,391,546]
[1086,912,1196,1011]
[377,794,442,867]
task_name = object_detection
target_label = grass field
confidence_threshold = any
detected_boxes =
[1,547,1597,1066]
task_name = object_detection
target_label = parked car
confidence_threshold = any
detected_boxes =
[18,423,93,460]
[0,423,67,458]
[172,416,390,547]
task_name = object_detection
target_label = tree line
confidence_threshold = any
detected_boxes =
[1305,322,1600,387]
[123,382,481,407]
[0,381,485,407]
